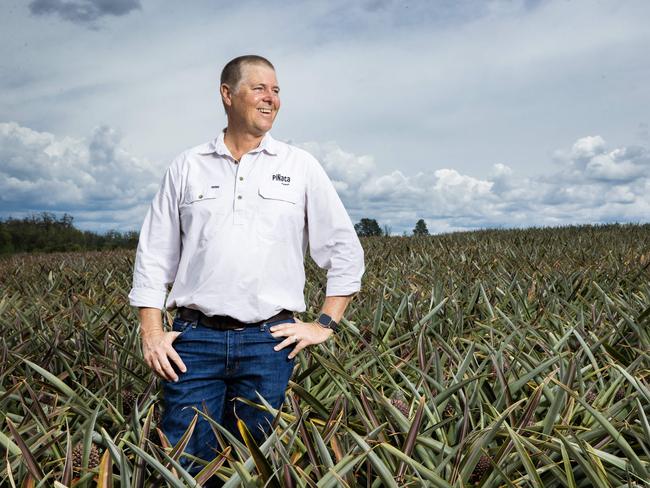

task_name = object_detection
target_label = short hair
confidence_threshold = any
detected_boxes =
[220,55,275,93]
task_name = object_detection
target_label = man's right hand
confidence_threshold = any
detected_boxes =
[142,330,187,382]
[139,307,187,382]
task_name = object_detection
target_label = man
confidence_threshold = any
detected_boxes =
[128,55,364,475]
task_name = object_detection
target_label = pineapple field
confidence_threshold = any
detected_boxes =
[1,223,649,487]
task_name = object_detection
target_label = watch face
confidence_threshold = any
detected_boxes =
[318,313,337,331]
[318,313,332,327]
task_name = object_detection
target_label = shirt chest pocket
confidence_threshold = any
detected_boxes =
[183,186,225,206]
[180,186,228,237]
[256,184,303,242]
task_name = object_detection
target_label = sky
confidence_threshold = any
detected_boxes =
[1,0,649,235]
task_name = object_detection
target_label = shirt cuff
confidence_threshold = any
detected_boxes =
[326,281,361,297]
[128,287,167,309]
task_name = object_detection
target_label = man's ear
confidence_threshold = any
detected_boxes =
[220,83,232,108]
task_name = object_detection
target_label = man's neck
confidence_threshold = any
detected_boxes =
[223,126,266,161]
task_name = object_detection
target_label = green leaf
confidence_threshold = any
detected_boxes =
[317,454,363,488]
[396,395,426,481]
[556,379,649,478]
[5,418,43,481]
[309,420,334,469]
[380,444,453,488]
[125,440,195,488]
[504,423,544,488]
[96,450,114,488]
[21,358,75,399]
[237,418,279,487]
[194,446,231,486]
[0,429,21,457]
[347,429,399,488]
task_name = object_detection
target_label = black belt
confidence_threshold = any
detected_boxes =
[176,307,294,331]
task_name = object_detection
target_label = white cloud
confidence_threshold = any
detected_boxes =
[1,122,648,235]
[569,135,607,161]
[556,136,650,183]
[0,122,160,230]
[300,135,649,234]
[3,0,649,183]
[298,141,376,187]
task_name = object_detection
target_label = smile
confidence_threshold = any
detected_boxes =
[257,108,272,114]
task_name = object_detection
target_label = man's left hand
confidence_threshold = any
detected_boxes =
[269,318,334,359]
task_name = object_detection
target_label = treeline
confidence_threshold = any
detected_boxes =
[354,218,429,237]
[0,213,139,254]
[0,212,431,255]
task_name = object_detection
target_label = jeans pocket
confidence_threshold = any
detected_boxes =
[171,317,194,340]
[262,317,296,341]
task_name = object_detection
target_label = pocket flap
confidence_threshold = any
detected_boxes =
[185,185,223,204]
[258,184,297,204]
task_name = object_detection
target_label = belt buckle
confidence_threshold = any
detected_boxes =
[215,316,242,331]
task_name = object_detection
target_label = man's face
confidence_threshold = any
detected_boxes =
[223,63,280,136]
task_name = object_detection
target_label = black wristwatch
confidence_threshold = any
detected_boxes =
[317,313,338,332]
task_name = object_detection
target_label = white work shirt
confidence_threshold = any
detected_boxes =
[128,131,365,323]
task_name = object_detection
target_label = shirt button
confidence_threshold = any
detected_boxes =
[237,195,243,200]
[239,176,244,181]
[198,194,203,199]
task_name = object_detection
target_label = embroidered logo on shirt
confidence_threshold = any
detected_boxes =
[272,173,291,185]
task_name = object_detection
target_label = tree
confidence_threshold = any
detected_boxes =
[413,219,429,236]
[354,218,383,237]
[0,213,141,254]
[61,213,74,228]
[0,225,13,254]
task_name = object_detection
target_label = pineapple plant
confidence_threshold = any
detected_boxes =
[469,454,493,483]
[443,402,456,419]
[71,442,101,472]
[390,396,410,417]
[1,224,649,485]
[121,384,138,417]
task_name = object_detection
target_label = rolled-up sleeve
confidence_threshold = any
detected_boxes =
[305,155,365,296]
[128,159,182,309]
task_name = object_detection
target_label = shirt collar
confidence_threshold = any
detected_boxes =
[198,129,278,157]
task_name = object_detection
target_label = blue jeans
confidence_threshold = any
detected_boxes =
[161,315,297,474]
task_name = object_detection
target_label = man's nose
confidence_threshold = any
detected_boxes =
[263,89,278,101]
